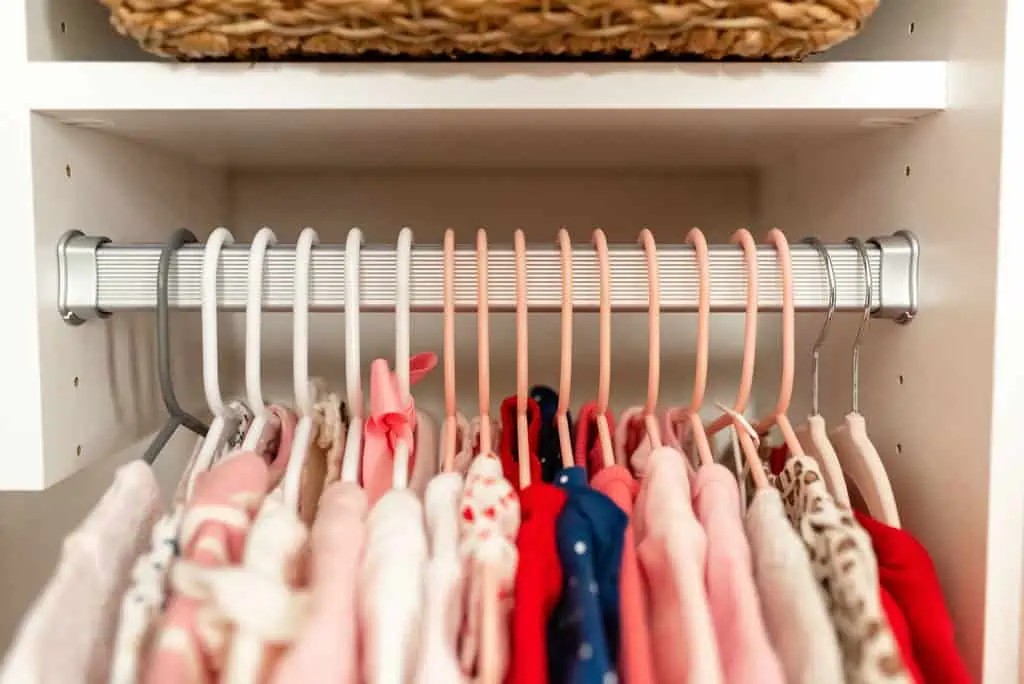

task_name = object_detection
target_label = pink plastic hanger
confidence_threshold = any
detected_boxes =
[706,229,769,488]
[474,228,500,684]
[442,229,457,474]
[753,229,806,460]
[829,237,900,526]
[477,229,493,455]
[676,228,715,468]
[593,229,615,469]
[514,229,531,490]
[639,229,662,449]
[556,230,574,469]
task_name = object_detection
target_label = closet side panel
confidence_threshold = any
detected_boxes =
[226,169,761,429]
[30,117,230,489]
[760,111,1003,679]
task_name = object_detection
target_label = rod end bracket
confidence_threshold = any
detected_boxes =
[57,231,111,325]
[869,230,919,324]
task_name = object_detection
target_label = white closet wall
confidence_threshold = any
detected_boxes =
[2,0,1023,679]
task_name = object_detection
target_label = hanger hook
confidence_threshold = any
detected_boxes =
[803,236,836,417]
[246,227,277,414]
[685,228,711,413]
[847,236,872,414]
[477,228,492,453]
[294,228,319,418]
[397,228,413,400]
[514,229,530,488]
[340,227,364,485]
[442,230,457,472]
[639,228,661,447]
[592,229,615,467]
[556,229,574,468]
[202,228,235,419]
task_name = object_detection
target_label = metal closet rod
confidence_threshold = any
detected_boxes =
[56,230,919,324]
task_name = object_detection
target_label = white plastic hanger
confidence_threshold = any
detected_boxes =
[282,228,319,510]
[794,237,851,506]
[241,227,277,452]
[392,227,414,490]
[340,228,364,485]
[186,227,239,499]
[829,237,900,526]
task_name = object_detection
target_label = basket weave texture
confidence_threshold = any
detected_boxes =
[99,0,880,60]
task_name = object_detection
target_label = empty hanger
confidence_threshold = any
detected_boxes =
[393,227,414,490]
[592,229,616,469]
[514,229,531,489]
[186,227,240,498]
[710,229,769,489]
[282,227,320,510]
[142,229,208,465]
[794,237,850,505]
[340,228,365,485]
[829,237,900,526]
[556,229,574,469]
[241,227,277,452]
[753,229,807,461]
[442,229,457,473]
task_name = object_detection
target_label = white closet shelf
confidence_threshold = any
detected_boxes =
[28,61,947,168]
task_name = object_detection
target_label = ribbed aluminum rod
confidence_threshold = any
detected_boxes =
[92,242,883,314]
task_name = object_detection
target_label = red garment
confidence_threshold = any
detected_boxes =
[881,587,925,683]
[574,401,615,479]
[508,483,568,684]
[500,396,543,492]
[857,511,973,684]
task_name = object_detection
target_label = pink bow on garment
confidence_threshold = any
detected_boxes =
[362,352,438,506]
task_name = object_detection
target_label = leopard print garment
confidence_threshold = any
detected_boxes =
[772,454,912,684]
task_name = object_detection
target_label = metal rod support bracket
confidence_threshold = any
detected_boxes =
[57,230,111,325]
[869,230,919,324]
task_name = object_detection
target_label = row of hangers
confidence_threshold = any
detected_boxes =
[141,225,899,521]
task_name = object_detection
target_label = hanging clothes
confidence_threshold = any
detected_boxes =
[769,449,914,684]
[632,446,723,684]
[574,402,615,479]
[270,481,366,684]
[361,354,437,506]
[548,466,627,684]
[458,455,520,681]
[745,486,844,684]
[499,395,543,492]
[692,463,785,684]
[881,587,926,683]
[530,385,572,483]
[856,511,972,684]
[1,462,162,684]
[508,455,567,684]
[414,471,468,684]
[144,453,271,684]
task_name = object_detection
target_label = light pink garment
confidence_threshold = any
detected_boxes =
[1,462,162,684]
[415,472,468,684]
[144,454,270,684]
[360,489,428,684]
[271,482,367,684]
[693,464,785,684]
[362,353,438,506]
[633,446,723,684]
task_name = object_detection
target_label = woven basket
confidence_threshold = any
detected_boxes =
[99,0,880,60]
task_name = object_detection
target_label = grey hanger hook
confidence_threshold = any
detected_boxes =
[803,237,836,417]
[846,237,872,415]
[143,229,209,464]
